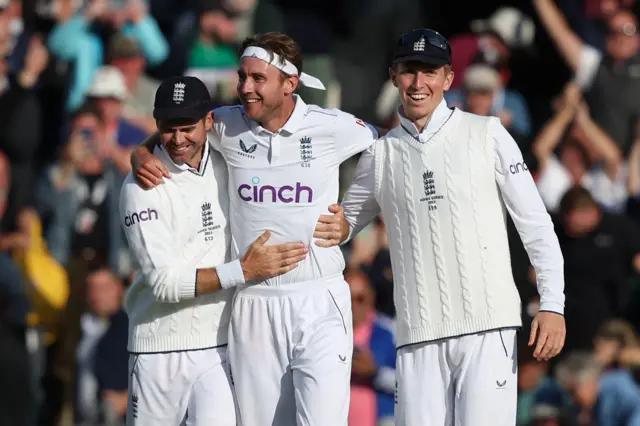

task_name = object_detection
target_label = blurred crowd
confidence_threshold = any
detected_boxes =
[2,0,640,425]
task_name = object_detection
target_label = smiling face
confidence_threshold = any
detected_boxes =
[157,112,212,167]
[390,61,454,131]
[237,56,297,124]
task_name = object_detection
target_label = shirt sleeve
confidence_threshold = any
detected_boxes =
[208,107,224,152]
[119,176,196,303]
[341,144,380,242]
[331,113,379,166]
[493,123,565,315]
[576,44,603,91]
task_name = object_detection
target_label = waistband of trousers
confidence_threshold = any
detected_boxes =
[235,274,345,297]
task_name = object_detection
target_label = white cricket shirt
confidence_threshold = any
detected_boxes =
[120,144,235,353]
[342,99,565,316]
[210,95,378,285]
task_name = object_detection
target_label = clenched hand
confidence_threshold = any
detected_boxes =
[314,204,350,247]
[241,230,308,280]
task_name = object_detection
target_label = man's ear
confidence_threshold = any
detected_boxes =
[443,69,454,92]
[283,75,299,95]
[204,111,213,131]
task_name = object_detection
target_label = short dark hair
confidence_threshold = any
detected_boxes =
[241,32,304,75]
[558,186,597,217]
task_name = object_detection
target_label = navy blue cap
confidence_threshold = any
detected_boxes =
[391,29,452,67]
[153,76,212,122]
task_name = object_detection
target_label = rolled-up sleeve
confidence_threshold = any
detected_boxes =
[119,175,196,302]
[493,123,565,314]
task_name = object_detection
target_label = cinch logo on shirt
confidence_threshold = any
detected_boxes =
[124,208,159,227]
[509,161,528,174]
[237,176,313,203]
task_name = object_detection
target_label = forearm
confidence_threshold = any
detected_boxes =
[532,108,574,160]
[533,0,583,71]
[575,116,622,168]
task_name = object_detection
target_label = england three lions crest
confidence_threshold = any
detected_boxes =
[300,136,313,167]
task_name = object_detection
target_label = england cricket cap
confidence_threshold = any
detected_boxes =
[391,29,452,67]
[153,76,212,122]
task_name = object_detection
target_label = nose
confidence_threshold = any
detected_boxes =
[412,71,427,89]
[172,130,187,145]
[238,77,253,95]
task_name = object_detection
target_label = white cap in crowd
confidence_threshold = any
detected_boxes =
[87,66,128,101]
[471,7,536,49]
[463,63,502,93]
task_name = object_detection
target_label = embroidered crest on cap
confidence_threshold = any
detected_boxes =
[173,82,186,104]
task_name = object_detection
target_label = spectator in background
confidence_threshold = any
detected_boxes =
[533,82,626,213]
[76,267,128,425]
[561,0,636,53]
[108,33,159,134]
[0,30,49,233]
[449,7,536,89]
[346,269,396,426]
[35,101,127,277]
[47,0,169,111]
[86,65,147,174]
[447,57,532,138]
[555,187,640,355]
[593,319,640,381]
[185,0,241,105]
[535,0,640,156]
[555,351,640,426]
[34,102,129,406]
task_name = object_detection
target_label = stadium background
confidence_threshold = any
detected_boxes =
[2,0,640,424]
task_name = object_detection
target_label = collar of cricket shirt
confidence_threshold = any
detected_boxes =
[245,94,309,136]
[398,98,453,144]
[156,140,210,177]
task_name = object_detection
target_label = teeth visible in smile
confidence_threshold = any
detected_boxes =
[409,94,427,100]
[246,99,260,103]
[174,147,188,152]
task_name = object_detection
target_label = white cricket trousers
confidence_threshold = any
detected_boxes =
[396,328,518,426]
[228,275,353,426]
[126,346,236,426]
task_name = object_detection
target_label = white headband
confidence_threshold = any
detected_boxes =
[241,46,326,90]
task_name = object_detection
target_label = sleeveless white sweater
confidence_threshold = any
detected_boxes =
[374,109,522,347]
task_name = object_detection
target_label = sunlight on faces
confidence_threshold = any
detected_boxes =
[390,61,453,130]
[237,56,298,123]
[606,10,639,60]
[157,112,212,167]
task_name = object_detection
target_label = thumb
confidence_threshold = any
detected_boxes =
[254,230,271,246]
[529,319,539,346]
[328,203,341,213]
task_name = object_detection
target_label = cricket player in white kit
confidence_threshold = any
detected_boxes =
[120,76,310,426]
[132,33,378,426]
[340,29,568,425]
